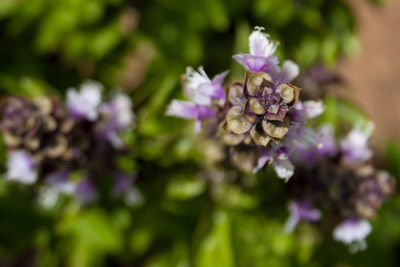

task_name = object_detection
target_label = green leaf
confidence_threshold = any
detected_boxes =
[195,210,233,267]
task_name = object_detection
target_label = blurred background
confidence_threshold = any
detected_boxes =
[1,0,400,266]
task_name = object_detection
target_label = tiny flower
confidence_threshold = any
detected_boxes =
[97,93,135,148]
[166,100,216,132]
[167,67,228,132]
[5,150,38,184]
[291,100,325,122]
[277,60,300,83]
[284,200,321,233]
[283,123,322,168]
[233,27,279,73]
[340,123,374,164]
[66,80,103,121]
[45,169,75,195]
[112,172,143,206]
[333,218,371,245]
[253,145,294,180]
[184,67,229,105]
[316,124,338,157]
[75,178,98,204]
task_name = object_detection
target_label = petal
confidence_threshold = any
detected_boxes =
[197,105,216,120]
[249,29,277,58]
[333,218,372,245]
[185,66,211,94]
[340,123,374,164]
[6,150,38,184]
[166,100,199,119]
[281,60,299,82]
[303,100,325,119]
[212,70,229,86]
[253,147,273,173]
[274,157,294,180]
[233,54,279,73]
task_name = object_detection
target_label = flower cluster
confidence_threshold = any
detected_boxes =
[0,81,138,205]
[167,27,323,180]
[285,123,395,250]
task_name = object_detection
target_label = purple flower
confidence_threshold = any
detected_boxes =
[340,123,374,164]
[167,67,228,132]
[75,178,98,204]
[284,200,321,233]
[333,218,371,245]
[184,67,229,105]
[233,26,279,73]
[97,93,135,148]
[316,124,338,157]
[45,169,75,195]
[254,144,294,180]
[280,123,321,168]
[112,172,142,206]
[5,150,38,184]
[66,81,103,121]
[271,60,300,84]
[291,100,325,123]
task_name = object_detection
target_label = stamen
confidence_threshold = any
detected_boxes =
[254,26,265,32]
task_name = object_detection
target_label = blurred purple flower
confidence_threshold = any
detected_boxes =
[254,144,294,180]
[316,124,338,157]
[45,169,75,195]
[284,200,321,233]
[340,123,374,164]
[333,218,371,245]
[97,93,135,148]
[291,100,325,122]
[5,150,37,184]
[233,27,279,73]
[113,172,142,206]
[75,178,98,204]
[66,81,103,121]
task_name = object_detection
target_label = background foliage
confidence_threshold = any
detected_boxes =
[0,0,399,266]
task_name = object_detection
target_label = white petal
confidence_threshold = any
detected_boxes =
[185,67,210,91]
[6,150,37,184]
[274,158,294,180]
[249,28,277,58]
[166,100,198,119]
[333,219,372,244]
[282,60,299,82]
[303,100,325,119]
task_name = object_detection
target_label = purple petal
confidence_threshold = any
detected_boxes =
[340,124,374,164]
[253,148,273,173]
[284,200,321,233]
[233,54,279,73]
[316,124,338,157]
[112,172,134,198]
[166,100,199,119]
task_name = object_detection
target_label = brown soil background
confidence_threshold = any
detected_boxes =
[338,0,400,150]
